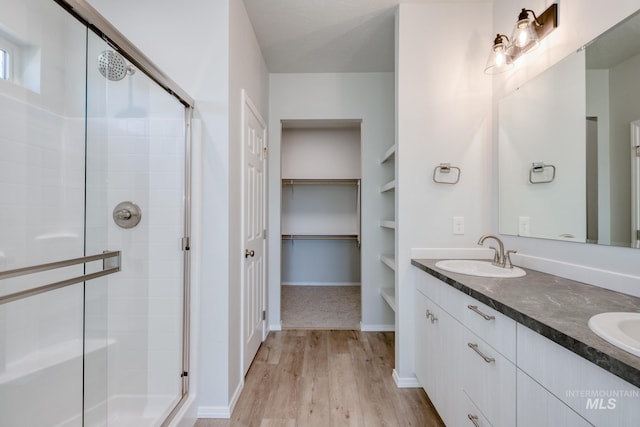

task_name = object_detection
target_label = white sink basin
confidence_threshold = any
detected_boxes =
[435,260,526,278]
[588,312,640,357]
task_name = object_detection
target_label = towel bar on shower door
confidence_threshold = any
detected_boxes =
[0,251,121,305]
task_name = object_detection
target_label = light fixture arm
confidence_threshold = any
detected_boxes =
[519,8,542,26]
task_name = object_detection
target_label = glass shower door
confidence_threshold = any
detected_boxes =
[84,31,187,427]
[0,0,89,425]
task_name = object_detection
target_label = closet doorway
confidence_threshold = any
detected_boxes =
[280,120,362,329]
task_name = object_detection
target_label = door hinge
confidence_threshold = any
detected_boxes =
[182,236,190,251]
[637,229,640,241]
[262,310,266,320]
[263,146,268,159]
[181,371,188,378]
[635,146,640,157]
[264,228,267,239]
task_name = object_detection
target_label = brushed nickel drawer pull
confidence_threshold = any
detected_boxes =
[468,414,480,426]
[467,305,495,321]
[467,342,495,363]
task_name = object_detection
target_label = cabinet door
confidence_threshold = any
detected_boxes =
[517,369,593,427]
[415,289,462,426]
[415,290,434,394]
[517,324,640,426]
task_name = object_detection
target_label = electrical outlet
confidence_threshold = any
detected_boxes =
[453,216,465,235]
[519,216,531,236]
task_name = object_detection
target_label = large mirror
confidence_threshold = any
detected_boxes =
[499,9,640,249]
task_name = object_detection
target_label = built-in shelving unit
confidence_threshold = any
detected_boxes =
[380,287,396,312]
[379,220,396,229]
[379,142,396,313]
[380,254,396,271]
[379,179,396,193]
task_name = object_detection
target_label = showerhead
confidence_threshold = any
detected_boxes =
[97,50,135,81]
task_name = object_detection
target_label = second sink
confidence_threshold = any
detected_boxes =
[435,259,526,278]
[589,312,640,358]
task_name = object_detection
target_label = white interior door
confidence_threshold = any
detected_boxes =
[242,90,267,375]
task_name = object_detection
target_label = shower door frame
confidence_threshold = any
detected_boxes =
[54,0,195,424]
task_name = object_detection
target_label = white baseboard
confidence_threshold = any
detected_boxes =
[197,406,231,419]
[281,282,361,287]
[360,323,395,332]
[228,379,243,417]
[196,380,244,420]
[269,322,282,331]
[392,369,421,388]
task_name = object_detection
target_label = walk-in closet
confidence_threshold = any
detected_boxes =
[280,120,362,329]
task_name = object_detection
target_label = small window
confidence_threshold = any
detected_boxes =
[0,48,9,80]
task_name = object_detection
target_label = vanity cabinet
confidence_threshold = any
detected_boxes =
[517,324,640,427]
[517,369,592,427]
[415,270,516,427]
[414,264,640,427]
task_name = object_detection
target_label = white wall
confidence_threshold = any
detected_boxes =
[227,0,269,414]
[491,0,640,297]
[88,0,269,419]
[395,2,493,383]
[268,73,395,331]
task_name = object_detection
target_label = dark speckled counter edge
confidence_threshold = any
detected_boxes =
[411,259,640,389]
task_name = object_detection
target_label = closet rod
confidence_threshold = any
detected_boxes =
[281,234,359,241]
[281,179,360,185]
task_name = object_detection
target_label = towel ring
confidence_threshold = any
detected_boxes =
[529,162,556,184]
[433,163,460,184]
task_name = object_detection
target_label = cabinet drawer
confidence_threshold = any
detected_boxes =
[517,369,593,427]
[517,324,640,426]
[455,391,493,427]
[461,326,516,427]
[439,277,516,362]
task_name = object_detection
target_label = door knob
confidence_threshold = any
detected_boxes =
[245,249,255,258]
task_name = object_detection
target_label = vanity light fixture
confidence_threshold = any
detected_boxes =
[484,3,558,74]
[484,34,513,74]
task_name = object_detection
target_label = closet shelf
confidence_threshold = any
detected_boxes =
[380,254,396,271]
[282,178,360,185]
[379,220,396,229]
[379,180,396,193]
[380,288,396,312]
[380,144,396,164]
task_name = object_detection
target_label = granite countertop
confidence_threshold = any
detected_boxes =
[411,258,640,389]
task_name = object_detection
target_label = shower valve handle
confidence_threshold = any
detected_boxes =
[114,209,132,220]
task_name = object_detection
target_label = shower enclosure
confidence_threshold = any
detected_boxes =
[0,0,192,425]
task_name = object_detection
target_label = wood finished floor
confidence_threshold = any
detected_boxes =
[195,330,444,427]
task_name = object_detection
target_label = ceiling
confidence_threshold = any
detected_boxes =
[242,0,487,73]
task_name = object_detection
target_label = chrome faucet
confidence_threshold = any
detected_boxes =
[477,234,517,269]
